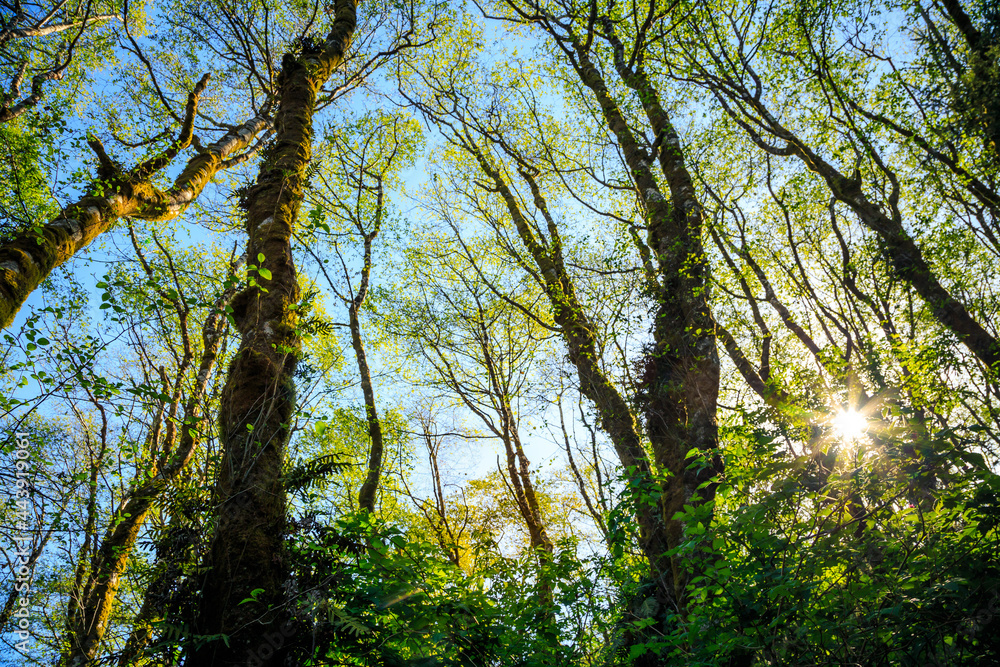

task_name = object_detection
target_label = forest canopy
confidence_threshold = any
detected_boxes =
[0,0,999,665]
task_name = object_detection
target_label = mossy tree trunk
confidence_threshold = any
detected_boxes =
[457,141,666,575]
[186,3,357,665]
[0,76,269,330]
[569,32,721,615]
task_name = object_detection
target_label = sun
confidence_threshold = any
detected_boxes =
[832,409,869,442]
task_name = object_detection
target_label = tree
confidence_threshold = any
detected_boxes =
[2,1,1000,665]
[661,0,1000,370]
[60,233,241,666]
[0,0,121,123]
[399,12,721,641]
[185,2,359,663]
[302,110,422,514]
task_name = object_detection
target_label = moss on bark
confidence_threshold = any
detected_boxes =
[186,4,357,665]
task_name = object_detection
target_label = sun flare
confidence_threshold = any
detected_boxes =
[833,409,869,442]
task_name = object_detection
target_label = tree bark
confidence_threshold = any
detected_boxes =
[186,3,357,665]
[351,297,384,514]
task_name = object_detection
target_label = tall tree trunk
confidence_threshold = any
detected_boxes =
[308,186,385,514]
[571,38,721,608]
[350,232,383,514]
[351,300,384,513]
[186,4,357,665]
[446,10,721,640]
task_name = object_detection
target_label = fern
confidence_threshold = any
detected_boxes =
[327,607,370,636]
[283,453,352,492]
